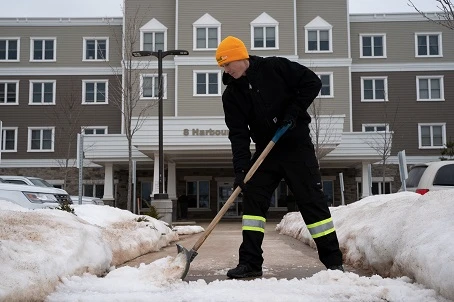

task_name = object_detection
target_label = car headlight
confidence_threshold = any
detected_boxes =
[23,192,58,203]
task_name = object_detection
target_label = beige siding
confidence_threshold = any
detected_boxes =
[351,21,454,63]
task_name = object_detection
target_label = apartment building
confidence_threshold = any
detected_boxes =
[1,1,451,219]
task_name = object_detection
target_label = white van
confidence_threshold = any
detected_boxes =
[403,161,454,194]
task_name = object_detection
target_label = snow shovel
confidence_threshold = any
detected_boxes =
[176,123,291,280]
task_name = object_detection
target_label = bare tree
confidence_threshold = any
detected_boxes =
[408,0,454,29]
[104,5,158,212]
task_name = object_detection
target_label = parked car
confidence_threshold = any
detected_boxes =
[0,175,104,205]
[0,182,72,209]
[401,161,454,195]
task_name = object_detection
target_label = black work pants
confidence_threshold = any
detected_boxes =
[238,142,343,270]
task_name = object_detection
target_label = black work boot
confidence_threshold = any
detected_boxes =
[327,265,345,272]
[227,264,263,279]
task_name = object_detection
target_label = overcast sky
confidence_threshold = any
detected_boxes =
[0,0,442,18]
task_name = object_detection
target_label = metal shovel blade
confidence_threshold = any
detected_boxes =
[176,244,198,280]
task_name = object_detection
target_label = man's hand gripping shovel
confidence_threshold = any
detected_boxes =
[176,124,291,279]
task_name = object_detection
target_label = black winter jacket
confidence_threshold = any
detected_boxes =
[222,55,322,173]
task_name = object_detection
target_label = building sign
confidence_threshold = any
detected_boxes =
[183,128,229,136]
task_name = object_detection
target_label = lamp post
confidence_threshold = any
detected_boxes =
[132,49,189,199]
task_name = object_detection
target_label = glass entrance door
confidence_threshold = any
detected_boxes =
[217,181,242,217]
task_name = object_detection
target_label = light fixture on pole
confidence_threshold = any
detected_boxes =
[132,49,189,199]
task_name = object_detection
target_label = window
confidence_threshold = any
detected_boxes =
[415,33,442,57]
[357,181,392,199]
[0,81,19,104]
[361,77,387,102]
[83,127,107,135]
[84,184,104,198]
[187,180,210,209]
[28,127,54,152]
[0,38,19,61]
[83,38,108,61]
[141,74,167,99]
[140,18,167,52]
[29,80,56,104]
[82,80,108,104]
[1,127,17,152]
[362,124,389,132]
[251,13,279,50]
[360,34,386,58]
[194,71,221,96]
[193,13,220,50]
[305,16,332,53]
[417,76,444,101]
[418,123,446,149]
[317,73,333,97]
[30,38,56,61]
[322,180,334,205]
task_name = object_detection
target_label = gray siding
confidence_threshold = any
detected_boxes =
[0,75,122,160]
[351,21,454,63]
[352,71,454,156]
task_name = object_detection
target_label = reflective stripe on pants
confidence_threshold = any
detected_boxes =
[307,217,335,239]
[242,215,266,233]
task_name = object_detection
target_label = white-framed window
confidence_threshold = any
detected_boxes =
[317,73,333,98]
[418,123,446,149]
[357,177,393,199]
[30,37,56,61]
[186,179,210,209]
[362,124,389,132]
[140,18,167,52]
[416,76,444,101]
[82,80,108,104]
[415,33,442,57]
[83,37,108,61]
[0,38,20,62]
[305,16,332,53]
[83,127,108,135]
[1,127,18,152]
[250,12,279,50]
[193,13,220,50]
[29,80,56,105]
[141,74,167,99]
[360,34,386,58]
[27,127,54,152]
[193,70,221,96]
[0,80,19,105]
[361,77,388,102]
[83,183,105,198]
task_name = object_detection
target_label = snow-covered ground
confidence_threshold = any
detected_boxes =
[0,191,452,301]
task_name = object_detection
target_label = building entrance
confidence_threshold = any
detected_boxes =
[217,181,242,217]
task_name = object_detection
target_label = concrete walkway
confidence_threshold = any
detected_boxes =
[123,220,371,282]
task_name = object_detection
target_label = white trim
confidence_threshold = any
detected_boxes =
[139,18,167,52]
[29,37,57,62]
[82,37,109,61]
[359,33,387,58]
[0,37,20,62]
[192,13,221,51]
[0,158,101,168]
[416,75,444,102]
[0,17,122,26]
[360,76,388,102]
[82,79,109,104]
[28,80,56,105]
[0,67,121,76]
[27,127,55,152]
[350,12,442,23]
[352,62,454,72]
[192,70,221,96]
[1,126,18,152]
[414,32,443,58]
[250,12,279,50]
[418,123,446,149]
[305,16,333,53]
[0,80,19,105]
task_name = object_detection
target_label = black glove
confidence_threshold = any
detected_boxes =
[280,109,297,130]
[234,170,246,191]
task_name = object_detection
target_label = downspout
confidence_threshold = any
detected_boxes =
[347,0,353,132]
[294,0,298,56]
[175,0,179,117]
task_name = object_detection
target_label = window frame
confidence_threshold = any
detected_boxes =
[83,37,109,61]
[193,26,220,51]
[416,76,444,102]
[0,37,20,62]
[185,178,211,210]
[193,70,221,96]
[359,33,387,58]
[362,123,389,132]
[317,72,333,98]
[250,12,279,50]
[82,80,108,104]
[28,80,56,105]
[83,126,108,135]
[30,37,57,62]
[415,32,442,58]
[1,127,18,152]
[140,74,168,100]
[360,76,388,102]
[418,123,446,149]
[0,80,19,105]
[141,31,166,52]
[27,127,55,152]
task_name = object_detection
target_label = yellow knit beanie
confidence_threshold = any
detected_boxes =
[215,36,249,66]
